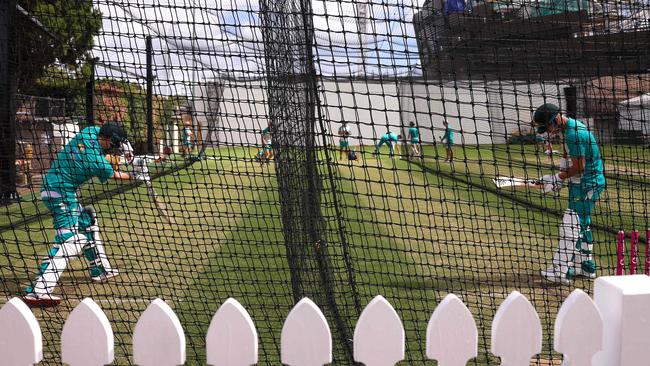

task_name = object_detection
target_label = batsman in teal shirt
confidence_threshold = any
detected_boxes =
[534,103,606,283]
[26,123,132,303]
[563,117,606,240]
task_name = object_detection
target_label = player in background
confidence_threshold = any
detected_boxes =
[533,103,606,285]
[338,122,352,160]
[407,122,421,157]
[258,122,274,166]
[181,120,194,159]
[440,121,454,162]
[373,130,399,157]
[395,134,403,156]
[23,122,146,307]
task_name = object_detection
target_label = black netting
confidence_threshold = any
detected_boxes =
[1,0,649,364]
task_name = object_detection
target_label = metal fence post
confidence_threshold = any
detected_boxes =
[146,36,154,154]
[0,1,17,203]
[86,58,96,126]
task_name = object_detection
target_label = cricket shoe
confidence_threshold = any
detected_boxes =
[22,293,62,307]
[574,256,597,279]
[540,266,572,285]
[91,269,120,284]
[573,267,596,279]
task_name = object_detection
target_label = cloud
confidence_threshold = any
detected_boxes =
[93,0,424,93]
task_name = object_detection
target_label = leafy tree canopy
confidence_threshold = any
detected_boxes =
[16,0,102,89]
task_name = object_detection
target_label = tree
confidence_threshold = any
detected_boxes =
[24,63,87,117]
[15,0,102,90]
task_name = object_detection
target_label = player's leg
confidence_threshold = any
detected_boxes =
[261,145,268,165]
[373,140,384,155]
[255,147,262,162]
[79,206,119,283]
[265,145,273,164]
[24,194,85,306]
[388,141,395,157]
[570,186,602,279]
[541,208,581,284]
[413,141,420,157]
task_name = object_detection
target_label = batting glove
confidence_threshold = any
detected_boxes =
[540,173,564,193]
[132,157,149,174]
[132,172,150,182]
[121,141,134,164]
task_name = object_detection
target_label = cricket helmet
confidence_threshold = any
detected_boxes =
[99,121,128,149]
[532,103,560,134]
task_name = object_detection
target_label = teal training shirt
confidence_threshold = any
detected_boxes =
[388,132,399,142]
[408,127,419,142]
[563,118,605,189]
[182,127,192,143]
[444,126,454,144]
[41,126,114,194]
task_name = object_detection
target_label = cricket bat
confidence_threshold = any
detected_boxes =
[143,180,174,224]
[492,176,542,189]
[133,156,174,224]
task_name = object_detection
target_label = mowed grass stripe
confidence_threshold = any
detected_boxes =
[0,154,277,364]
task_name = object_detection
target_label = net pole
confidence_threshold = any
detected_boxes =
[146,35,154,154]
[0,0,17,203]
[85,58,96,126]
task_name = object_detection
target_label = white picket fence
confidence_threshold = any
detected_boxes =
[1,275,650,366]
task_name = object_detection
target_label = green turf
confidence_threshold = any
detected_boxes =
[0,143,646,365]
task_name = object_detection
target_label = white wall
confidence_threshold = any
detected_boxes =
[485,81,569,144]
[618,95,649,136]
[193,79,573,148]
[399,81,492,145]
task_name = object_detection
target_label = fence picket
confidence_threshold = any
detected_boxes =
[206,297,258,366]
[0,297,42,366]
[554,289,603,366]
[133,298,186,366]
[354,295,404,366]
[491,291,541,366]
[281,297,332,366]
[2,276,650,365]
[426,294,477,366]
[61,298,114,366]
[593,275,650,366]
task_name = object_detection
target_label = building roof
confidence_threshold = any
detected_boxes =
[618,93,650,107]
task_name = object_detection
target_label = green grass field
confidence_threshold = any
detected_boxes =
[0,143,647,365]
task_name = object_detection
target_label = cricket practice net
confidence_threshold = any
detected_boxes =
[1,0,649,364]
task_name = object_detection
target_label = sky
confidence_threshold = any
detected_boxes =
[93,0,425,94]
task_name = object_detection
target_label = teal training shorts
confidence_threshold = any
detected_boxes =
[568,184,603,226]
[42,192,92,233]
